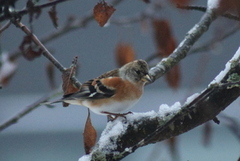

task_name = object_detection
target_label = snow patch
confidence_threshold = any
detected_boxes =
[210,46,240,85]
[78,155,90,161]
[158,102,181,118]
[185,93,200,105]
[127,110,158,121]
[207,0,220,9]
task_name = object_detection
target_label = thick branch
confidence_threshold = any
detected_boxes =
[82,47,240,160]
[78,8,240,161]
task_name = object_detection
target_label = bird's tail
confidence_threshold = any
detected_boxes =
[41,99,63,106]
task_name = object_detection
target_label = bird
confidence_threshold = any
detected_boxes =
[49,59,152,118]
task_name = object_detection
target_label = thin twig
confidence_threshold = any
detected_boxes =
[0,20,11,34]
[0,0,124,132]
[8,0,124,62]
[177,5,240,21]
[149,9,218,81]
[0,0,71,22]
[11,19,81,88]
[190,25,240,54]
[0,89,61,132]
[41,0,123,44]
[11,19,66,72]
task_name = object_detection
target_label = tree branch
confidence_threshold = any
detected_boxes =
[189,25,240,54]
[0,0,71,22]
[77,7,240,161]
[177,5,240,21]
[11,19,81,88]
[0,20,11,34]
[80,46,240,160]
[7,0,124,66]
[149,8,217,81]
[0,0,124,132]
[0,89,61,131]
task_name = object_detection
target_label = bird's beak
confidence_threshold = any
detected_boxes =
[142,74,152,83]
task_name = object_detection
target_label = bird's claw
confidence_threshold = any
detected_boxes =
[102,111,132,121]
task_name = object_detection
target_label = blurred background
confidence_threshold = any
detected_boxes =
[1,0,240,160]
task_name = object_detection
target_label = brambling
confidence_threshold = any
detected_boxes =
[50,59,152,117]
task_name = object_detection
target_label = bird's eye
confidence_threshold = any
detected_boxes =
[135,70,141,75]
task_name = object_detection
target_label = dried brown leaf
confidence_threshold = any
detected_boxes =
[152,19,176,57]
[19,36,42,60]
[115,42,135,67]
[61,57,80,106]
[24,46,42,61]
[142,0,150,3]
[46,62,56,89]
[152,19,181,88]
[27,0,41,23]
[93,1,116,27]
[19,35,31,52]
[167,137,178,158]
[83,109,97,154]
[19,36,42,61]
[202,122,212,147]
[218,0,240,17]
[62,67,79,95]
[166,65,181,89]
[48,5,58,28]
[62,69,79,107]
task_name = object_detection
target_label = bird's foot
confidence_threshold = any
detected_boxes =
[102,111,132,121]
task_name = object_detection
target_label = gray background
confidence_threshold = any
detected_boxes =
[1,0,240,161]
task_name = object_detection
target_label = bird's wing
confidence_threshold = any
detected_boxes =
[63,79,117,100]
[62,69,120,100]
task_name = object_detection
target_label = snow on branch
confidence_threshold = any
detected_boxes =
[210,47,240,85]
[78,3,240,160]
[79,46,240,161]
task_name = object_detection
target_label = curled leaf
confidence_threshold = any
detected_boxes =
[46,62,56,89]
[167,137,179,159]
[166,65,181,89]
[152,19,181,89]
[61,57,80,106]
[93,1,116,27]
[115,42,135,67]
[19,35,42,61]
[152,19,176,57]
[83,109,97,154]
[48,5,58,28]
[202,122,212,147]
[25,46,42,60]
[27,0,41,23]
[142,0,150,3]
[62,67,79,95]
